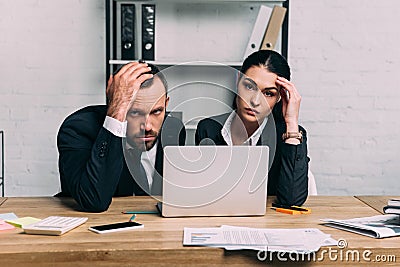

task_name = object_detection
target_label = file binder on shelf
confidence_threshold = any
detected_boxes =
[243,5,272,60]
[260,6,287,51]
[120,3,136,60]
[142,4,155,60]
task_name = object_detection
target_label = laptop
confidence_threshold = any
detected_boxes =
[160,146,269,217]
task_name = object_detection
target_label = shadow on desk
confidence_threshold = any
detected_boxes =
[54,197,82,211]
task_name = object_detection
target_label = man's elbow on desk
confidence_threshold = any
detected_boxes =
[73,194,112,213]
[78,201,111,213]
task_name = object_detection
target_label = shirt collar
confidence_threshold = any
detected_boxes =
[221,111,268,146]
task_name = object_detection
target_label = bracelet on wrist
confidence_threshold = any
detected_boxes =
[282,131,303,143]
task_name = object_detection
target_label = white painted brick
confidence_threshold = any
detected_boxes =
[290,0,400,196]
[6,173,59,196]
[0,107,10,121]
[309,159,341,176]
[1,0,105,196]
[374,97,400,110]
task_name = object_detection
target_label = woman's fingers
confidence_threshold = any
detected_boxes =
[276,77,300,101]
[276,77,301,126]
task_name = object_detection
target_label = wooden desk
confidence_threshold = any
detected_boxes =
[1,196,399,266]
[356,196,400,214]
[0,197,7,206]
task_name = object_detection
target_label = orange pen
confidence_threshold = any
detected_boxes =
[271,205,311,215]
[272,207,302,214]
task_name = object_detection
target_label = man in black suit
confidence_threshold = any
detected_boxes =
[56,62,185,212]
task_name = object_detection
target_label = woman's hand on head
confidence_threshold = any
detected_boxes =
[276,76,301,132]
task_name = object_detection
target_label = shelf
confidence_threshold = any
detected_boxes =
[106,0,288,75]
[185,124,197,130]
[114,0,284,3]
[109,59,242,67]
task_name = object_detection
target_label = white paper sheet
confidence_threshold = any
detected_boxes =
[183,225,335,253]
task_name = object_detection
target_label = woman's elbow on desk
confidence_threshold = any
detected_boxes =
[275,186,308,207]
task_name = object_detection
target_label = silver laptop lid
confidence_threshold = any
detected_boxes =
[162,146,269,217]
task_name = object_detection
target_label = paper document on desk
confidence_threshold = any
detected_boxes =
[322,214,400,238]
[183,226,268,247]
[183,225,335,253]
[220,225,333,253]
[0,212,18,221]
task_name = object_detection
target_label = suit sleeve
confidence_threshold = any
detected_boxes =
[57,116,124,212]
[275,126,309,206]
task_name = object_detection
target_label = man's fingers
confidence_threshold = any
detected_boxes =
[118,62,148,78]
[134,73,154,87]
[114,63,150,88]
[114,61,140,77]
[127,65,152,81]
[128,73,154,105]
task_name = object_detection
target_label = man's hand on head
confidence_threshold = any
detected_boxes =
[106,62,153,122]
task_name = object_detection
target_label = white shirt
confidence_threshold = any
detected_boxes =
[141,141,157,189]
[103,116,156,189]
[221,111,268,146]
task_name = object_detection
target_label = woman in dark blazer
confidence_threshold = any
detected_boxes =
[195,50,309,206]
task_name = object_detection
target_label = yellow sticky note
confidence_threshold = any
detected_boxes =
[6,217,41,228]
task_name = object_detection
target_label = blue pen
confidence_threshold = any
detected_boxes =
[122,211,158,214]
[129,214,136,222]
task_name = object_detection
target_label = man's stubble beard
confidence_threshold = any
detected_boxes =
[127,129,159,152]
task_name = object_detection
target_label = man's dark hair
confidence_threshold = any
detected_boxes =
[112,62,168,94]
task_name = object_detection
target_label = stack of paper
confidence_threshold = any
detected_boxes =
[0,212,41,230]
[383,199,400,215]
[0,213,17,231]
[183,225,337,254]
[322,214,400,238]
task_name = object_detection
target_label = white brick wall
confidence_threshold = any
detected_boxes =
[1,0,400,196]
[0,0,105,196]
[290,0,400,195]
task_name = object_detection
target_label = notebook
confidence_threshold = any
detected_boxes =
[160,146,269,217]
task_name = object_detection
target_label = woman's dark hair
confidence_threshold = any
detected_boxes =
[240,50,290,80]
[233,50,291,123]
